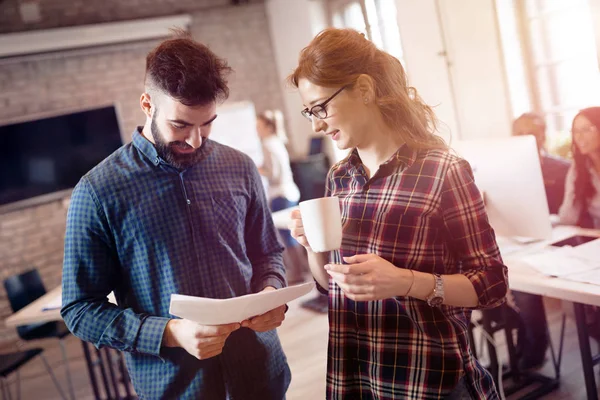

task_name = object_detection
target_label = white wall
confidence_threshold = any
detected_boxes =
[590,0,600,70]
[265,0,328,160]
[438,0,513,139]
[397,0,512,141]
[395,0,459,143]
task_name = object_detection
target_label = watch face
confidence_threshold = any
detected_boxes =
[428,296,444,307]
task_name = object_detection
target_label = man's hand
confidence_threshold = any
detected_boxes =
[241,286,286,332]
[163,319,240,360]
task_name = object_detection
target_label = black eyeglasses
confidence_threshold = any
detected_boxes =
[301,86,347,121]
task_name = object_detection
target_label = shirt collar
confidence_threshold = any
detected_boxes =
[132,127,161,167]
[131,126,216,169]
[346,143,417,173]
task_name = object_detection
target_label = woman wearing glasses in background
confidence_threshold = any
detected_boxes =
[558,108,600,343]
[288,28,507,399]
[559,107,600,229]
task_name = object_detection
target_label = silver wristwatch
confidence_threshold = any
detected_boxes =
[426,274,445,307]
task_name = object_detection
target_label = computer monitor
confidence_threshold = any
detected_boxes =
[451,135,552,240]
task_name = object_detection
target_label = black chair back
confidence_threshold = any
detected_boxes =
[4,269,47,313]
[291,153,330,202]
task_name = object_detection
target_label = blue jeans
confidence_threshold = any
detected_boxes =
[271,197,298,248]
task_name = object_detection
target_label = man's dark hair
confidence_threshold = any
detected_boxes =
[145,29,233,106]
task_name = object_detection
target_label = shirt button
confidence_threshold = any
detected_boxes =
[186,199,191,205]
[155,157,160,164]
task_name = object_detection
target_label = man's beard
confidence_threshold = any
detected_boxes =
[151,115,203,170]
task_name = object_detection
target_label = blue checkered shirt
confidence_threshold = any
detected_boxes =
[61,129,290,399]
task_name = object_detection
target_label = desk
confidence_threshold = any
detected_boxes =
[5,288,130,400]
[272,207,296,230]
[502,225,600,400]
[5,286,63,328]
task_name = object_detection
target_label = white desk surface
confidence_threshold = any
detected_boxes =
[272,207,296,230]
[5,287,116,328]
[502,225,600,307]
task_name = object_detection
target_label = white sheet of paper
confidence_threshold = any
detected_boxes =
[567,238,600,261]
[169,282,315,325]
[521,246,600,277]
[562,269,600,286]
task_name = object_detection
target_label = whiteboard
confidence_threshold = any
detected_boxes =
[209,101,264,166]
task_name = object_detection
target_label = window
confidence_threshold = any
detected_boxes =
[331,1,366,32]
[326,0,405,162]
[498,0,600,147]
[329,0,404,63]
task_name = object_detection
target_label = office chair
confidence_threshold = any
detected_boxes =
[4,269,74,400]
[290,153,329,202]
[0,348,67,400]
[472,305,564,398]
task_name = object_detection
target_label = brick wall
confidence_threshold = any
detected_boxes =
[0,0,284,344]
[0,0,236,33]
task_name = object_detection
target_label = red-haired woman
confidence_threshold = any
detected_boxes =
[288,28,507,399]
[558,107,600,342]
[559,107,600,228]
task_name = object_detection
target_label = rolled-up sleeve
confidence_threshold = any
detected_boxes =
[441,159,508,308]
[61,179,169,356]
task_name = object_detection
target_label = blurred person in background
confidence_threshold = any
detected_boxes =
[512,112,570,214]
[257,110,307,284]
[558,107,600,342]
[257,110,300,246]
[509,112,571,370]
[559,107,600,228]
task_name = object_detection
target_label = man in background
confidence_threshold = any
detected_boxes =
[61,31,291,399]
[510,112,570,369]
[512,112,570,214]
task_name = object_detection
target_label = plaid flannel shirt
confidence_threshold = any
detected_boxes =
[324,145,507,399]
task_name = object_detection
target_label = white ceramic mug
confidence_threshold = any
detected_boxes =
[299,197,342,252]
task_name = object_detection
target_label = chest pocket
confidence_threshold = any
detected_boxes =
[211,194,248,248]
[373,205,441,268]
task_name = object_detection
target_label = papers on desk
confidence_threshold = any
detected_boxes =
[564,269,600,286]
[568,237,600,260]
[169,282,315,325]
[520,238,600,284]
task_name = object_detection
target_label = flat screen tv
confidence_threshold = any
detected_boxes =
[0,105,124,212]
